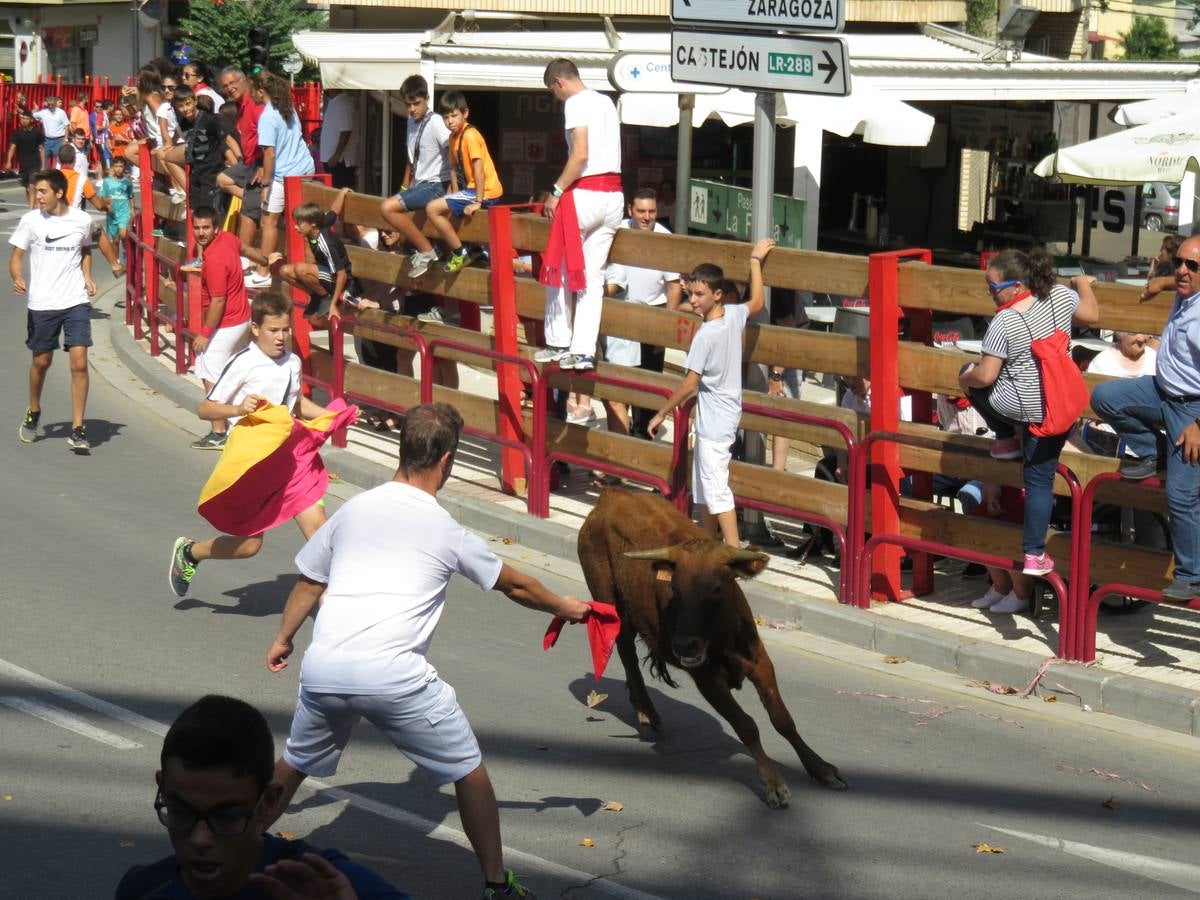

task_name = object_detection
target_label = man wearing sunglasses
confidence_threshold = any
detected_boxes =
[116,694,409,899]
[1092,236,1200,600]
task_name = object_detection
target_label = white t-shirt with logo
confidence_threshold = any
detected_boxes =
[407,111,451,186]
[206,341,302,423]
[605,220,680,305]
[294,481,504,695]
[318,92,360,167]
[9,207,92,311]
[563,89,621,178]
[685,302,750,444]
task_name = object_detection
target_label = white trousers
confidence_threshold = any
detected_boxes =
[543,189,624,356]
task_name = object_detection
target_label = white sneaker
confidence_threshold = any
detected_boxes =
[988,592,1029,615]
[244,271,272,288]
[971,587,1005,609]
[566,407,597,426]
[408,248,439,278]
[168,187,187,205]
[532,346,568,364]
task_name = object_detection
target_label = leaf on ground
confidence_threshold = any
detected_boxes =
[119,841,135,848]
[2,795,12,801]
[971,843,1004,854]
[1103,796,1120,810]
[754,616,765,626]
[535,745,549,751]
[275,831,297,840]
[580,838,595,848]
[502,537,516,545]
[601,801,624,812]
[883,655,908,664]
[586,690,608,709]
[1043,694,1058,703]
[328,473,342,483]
[585,715,604,722]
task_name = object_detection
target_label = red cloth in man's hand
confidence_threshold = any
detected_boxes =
[543,601,621,680]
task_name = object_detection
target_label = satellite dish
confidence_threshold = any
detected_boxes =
[138,0,166,29]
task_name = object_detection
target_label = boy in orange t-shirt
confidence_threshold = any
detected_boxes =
[425,90,502,274]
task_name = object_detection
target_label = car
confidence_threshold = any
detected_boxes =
[1138,181,1180,232]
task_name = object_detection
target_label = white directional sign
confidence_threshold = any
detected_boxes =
[671,31,849,97]
[671,0,845,34]
[608,53,727,94]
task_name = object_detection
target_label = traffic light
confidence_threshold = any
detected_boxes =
[248,26,270,74]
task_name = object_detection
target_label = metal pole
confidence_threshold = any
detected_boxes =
[131,0,140,71]
[675,93,694,235]
[741,91,776,544]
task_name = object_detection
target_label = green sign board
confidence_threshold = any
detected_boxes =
[686,179,805,249]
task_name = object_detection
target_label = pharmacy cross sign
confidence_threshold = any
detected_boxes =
[671,0,846,34]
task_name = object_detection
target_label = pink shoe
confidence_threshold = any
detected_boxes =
[1022,552,1054,576]
[990,437,1022,460]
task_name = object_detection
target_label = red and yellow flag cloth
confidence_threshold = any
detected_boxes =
[198,398,358,536]
[543,601,621,680]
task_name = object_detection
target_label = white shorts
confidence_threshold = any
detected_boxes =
[283,678,482,785]
[265,180,285,214]
[692,435,735,515]
[194,320,250,383]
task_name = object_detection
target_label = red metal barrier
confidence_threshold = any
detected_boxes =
[740,401,859,604]
[849,429,1079,657]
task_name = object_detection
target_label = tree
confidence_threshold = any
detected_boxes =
[177,0,327,75]
[1121,14,1180,60]
[965,0,998,39]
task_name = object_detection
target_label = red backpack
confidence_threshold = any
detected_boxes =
[1018,295,1088,437]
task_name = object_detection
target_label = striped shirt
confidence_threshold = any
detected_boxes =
[980,283,1080,423]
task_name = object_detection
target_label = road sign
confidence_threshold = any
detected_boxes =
[671,0,844,34]
[671,30,849,97]
[608,53,726,94]
[688,179,806,249]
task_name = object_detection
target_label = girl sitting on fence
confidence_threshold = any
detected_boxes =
[957,248,1098,614]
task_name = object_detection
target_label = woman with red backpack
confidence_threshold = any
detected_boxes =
[957,248,1099,614]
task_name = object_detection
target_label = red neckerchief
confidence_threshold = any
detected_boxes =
[543,600,621,680]
[538,173,623,293]
[994,288,1032,313]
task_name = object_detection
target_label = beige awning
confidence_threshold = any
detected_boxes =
[292,31,422,90]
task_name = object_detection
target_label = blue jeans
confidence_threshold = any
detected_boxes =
[1091,375,1200,581]
[968,387,1066,556]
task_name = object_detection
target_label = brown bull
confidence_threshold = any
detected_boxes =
[578,489,846,808]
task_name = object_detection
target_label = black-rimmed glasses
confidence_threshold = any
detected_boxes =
[154,790,264,836]
[1173,256,1200,273]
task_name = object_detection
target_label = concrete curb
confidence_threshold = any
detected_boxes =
[103,290,1200,738]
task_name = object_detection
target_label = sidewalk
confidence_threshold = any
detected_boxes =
[95,282,1200,738]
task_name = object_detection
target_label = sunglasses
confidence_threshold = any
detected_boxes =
[1173,256,1200,273]
[985,278,1020,293]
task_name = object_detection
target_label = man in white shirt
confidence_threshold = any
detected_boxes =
[536,58,625,372]
[33,96,70,165]
[604,188,684,437]
[264,402,589,899]
[318,90,359,189]
[10,168,96,453]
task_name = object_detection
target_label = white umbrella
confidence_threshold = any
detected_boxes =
[618,83,934,147]
[1034,109,1200,186]
[1112,80,1200,126]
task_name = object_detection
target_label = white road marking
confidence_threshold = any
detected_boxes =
[981,824,1200,894]
[0,657,663,898]
[0,696,142,750]
[0,658,167,736]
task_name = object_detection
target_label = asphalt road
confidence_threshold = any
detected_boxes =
[1,180,1199,899]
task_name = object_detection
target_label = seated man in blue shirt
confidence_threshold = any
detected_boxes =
[115,694,409,900]
[1092,234,1200,601]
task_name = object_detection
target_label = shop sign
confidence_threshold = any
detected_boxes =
[671,30,849,97]
[76,25,99,48]
[43,27,73,50]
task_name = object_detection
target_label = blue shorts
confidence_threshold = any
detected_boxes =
[393,180,445,212]
[27,304,92,353]
[444,189,497,217]
[44,136,64,159]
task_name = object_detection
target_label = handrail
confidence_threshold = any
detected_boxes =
[538,365,690,517]
[741,400,859,604]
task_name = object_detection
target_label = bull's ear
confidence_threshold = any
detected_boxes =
[722,546,769,579]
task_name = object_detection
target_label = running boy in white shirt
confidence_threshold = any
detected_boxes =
[10,168,97,453]
[646,238,774,547]
[168,292,339,597]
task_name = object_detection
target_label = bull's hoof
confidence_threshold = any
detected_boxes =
[635,711,662,740]
[815,769,848,791]
[763,781,791,809]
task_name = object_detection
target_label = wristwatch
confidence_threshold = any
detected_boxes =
[768,371,784,383]
[551,184,564,197]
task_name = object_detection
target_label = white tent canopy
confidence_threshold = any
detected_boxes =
[1112,80,1200,127]
[1034,110,1200,186]
[618,83,935,147]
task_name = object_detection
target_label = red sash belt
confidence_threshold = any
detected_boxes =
[539,173,623,292]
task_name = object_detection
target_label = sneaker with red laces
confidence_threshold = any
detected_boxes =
[990,436,1022,460]
[1022,552,1054,576]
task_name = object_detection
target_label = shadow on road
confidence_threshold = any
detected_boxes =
[174,573,294,617]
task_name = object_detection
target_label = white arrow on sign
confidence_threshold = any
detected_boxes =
[671,30,850,97]
[672,0,845,34]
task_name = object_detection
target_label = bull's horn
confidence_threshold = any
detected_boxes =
[722,547,770,564]
[624,546,679,561]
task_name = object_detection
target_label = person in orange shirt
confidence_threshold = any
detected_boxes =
[424,90,502,274]
[107,106,132,160]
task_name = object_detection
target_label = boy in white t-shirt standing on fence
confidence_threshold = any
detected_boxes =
[647,238,774,547]
[10,168,97,453]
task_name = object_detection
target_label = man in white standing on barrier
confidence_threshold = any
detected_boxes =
[264,402,591,899]
[535,58,624,372]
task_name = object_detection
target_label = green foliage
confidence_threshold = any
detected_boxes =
[966,0,998,39]
[1121,15,1180,60]
[178,0,326,76]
